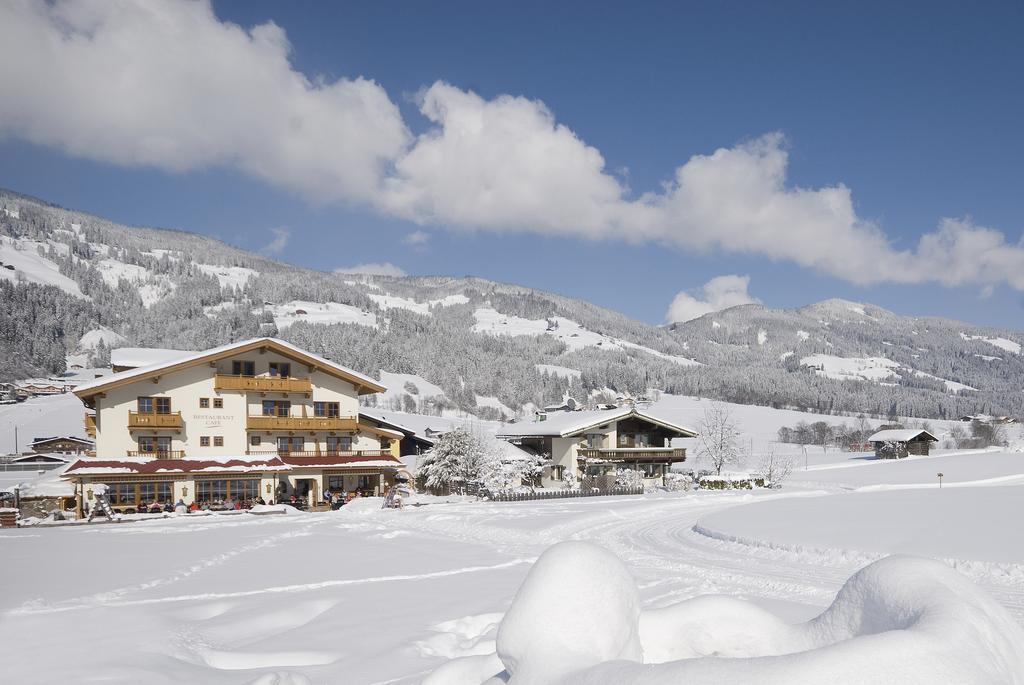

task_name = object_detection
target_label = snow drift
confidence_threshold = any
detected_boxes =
[425,541,1024,684]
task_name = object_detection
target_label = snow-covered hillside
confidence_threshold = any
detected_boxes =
[2,187,1024,421]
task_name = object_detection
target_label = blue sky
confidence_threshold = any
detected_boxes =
[1,1,1022,328]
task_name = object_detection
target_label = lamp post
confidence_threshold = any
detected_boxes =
[937,472,944,489]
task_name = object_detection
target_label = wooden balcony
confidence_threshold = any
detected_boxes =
[214,374,312,394]
[245,449,393,458]
[577,447,687,462]
[126,450,185,459]
[84,413,96,438]
[128,411,183,429]
[245,415,359,431]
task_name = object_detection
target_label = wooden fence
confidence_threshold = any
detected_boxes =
[485,486,644,502]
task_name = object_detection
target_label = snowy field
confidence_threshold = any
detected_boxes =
[4,452,1024,683]
[3,396,1024,681]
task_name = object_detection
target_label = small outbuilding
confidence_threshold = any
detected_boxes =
[868,429,939,459]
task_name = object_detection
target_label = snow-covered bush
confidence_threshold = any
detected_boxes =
[662,472,693,492]
[698,473,766,490]
[614,468,644,489]
[560,470,579,490]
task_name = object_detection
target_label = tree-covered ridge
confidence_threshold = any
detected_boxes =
[1,187,1022,420]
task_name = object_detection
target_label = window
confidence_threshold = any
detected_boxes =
[551,465,565,480]
[199,397,210,408]
[200,436,210,447]
[269,362,291,377]
[327,475,345,491]
[138,436,171,455]
[314,401,340,418]
[262,400,290,416]
[230,479,259,501]
[155,397,171,414]
[137,396,153,413]
[249,435,261,447]
[277,436,304,453]
[326,436,352,454]
[213,398,223,409]
[640,463,662,478]
[231,360,255,376]
[356,475,375,491]
[213,436,224,447]
[586,433,604,449]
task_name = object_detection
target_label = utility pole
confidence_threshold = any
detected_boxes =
[13,425,17,455]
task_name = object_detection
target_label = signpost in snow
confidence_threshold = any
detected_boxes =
[937,472,944,489]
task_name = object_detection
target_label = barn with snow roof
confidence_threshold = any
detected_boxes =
[868,428,939,459]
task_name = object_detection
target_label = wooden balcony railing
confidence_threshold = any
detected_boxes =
[84,414,97,438]
[128,411,183,429]
[245,415,359,431]
[577,447,687,461]
[245,449,393,458]
[214,374,312,394]
[126,450,185,459]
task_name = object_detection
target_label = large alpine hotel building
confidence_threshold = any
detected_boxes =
[66,338,409,515]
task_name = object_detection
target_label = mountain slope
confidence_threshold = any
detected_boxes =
[1,187,1022,420]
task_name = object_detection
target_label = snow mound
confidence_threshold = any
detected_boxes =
[431,542,1024,684]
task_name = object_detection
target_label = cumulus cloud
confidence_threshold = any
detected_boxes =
[0,0,408,204]
[2,1,1024,294]
[260,227,290,256]
[334,262,407,277]
[666,275,761,323]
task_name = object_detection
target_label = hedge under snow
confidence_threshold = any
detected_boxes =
[424,541,1024,684]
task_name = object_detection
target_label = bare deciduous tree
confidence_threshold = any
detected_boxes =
[757,450,794,487]
[697,404,745,475]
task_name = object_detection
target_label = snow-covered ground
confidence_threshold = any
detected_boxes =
[0,236,86,298]
[262,300,378,330]
[4,447,1024,683]
[4,396,1023,682]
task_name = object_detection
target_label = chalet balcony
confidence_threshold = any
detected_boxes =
[577,447,687,462]
[245,415,359,431]
[214,374,312,394]
[128,411,183,430]
[126,450,186,459]
[84,413,96,438]
[245,449,393,458]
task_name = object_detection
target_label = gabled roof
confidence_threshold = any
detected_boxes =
[31,436,94,446]
[497,407,698,439]
[358,410,436,445]
[868,429,939,443]
[74,338,385,398]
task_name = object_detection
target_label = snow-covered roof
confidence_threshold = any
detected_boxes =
[75,337,385,397]
[110,347,193,369]
[279,454,402,469]
[30,436,93,447]
[2,463,76,497]
[358,410,435,444]
[63,456,290,476]
[868,429,939,443]
[497,407,698,439]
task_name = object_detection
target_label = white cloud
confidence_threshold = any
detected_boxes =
[2,1,1024,294]
[0,0,408,204]
[260,227,290,256]
[666,275,761,323]
[403,230,430,246]
[334,262,407,277]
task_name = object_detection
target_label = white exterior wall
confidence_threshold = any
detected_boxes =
[93,350,368,458]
